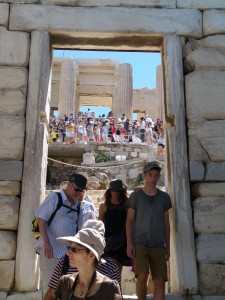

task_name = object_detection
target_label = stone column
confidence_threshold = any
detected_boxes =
[74,60,79,115]
[58,59,75,119]
[163,35,198,294]
[156,65,164,120]
[15,31,52,291]
[113,63,132,120]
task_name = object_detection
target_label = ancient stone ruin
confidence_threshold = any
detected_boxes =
[0,1,225,299]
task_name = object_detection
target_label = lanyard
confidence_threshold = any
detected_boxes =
[68,270,96,300]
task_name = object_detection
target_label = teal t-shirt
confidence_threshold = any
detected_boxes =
[126,188,172,248]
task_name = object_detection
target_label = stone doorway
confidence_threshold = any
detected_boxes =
[15,32,197,295]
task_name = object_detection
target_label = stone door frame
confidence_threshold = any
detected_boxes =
[15,32,198,294]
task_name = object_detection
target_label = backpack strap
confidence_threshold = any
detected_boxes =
[47,192,63,226]
[62,254,70,275]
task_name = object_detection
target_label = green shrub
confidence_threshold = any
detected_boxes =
[96,153,110,163]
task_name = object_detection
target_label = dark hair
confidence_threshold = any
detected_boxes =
[104,188,128,207]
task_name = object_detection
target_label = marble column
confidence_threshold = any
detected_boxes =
[156,65,164,120]
[113,63,133,120]
[58,59,75,119]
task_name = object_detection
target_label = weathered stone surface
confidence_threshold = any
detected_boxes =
[0,231,17,260]
[198,264,225,295]
[189,160,205,182]
[0,260,15,291]
[188,120,225,162]
[0,67,27,90]
[128,168,139,179]
[192,183,225,198]
[0,27,29,67]
[196,35,225,51]
[164,35,198,294]
[42,0,176,7]
[0,181,21,196]
[0,115,25,160]
[0,292,7,300]
[0,161,23,181]
[193,197,225,233]
[188,135,210,163]
[185,48,225,72]
[7,291,42,300]
[94,172,109,185]
[86,176,100,190]
[185,71,225,121]
[203,10,225,36]
[0,91,26,116]
[203,297,225,300]
[205,162,225,181]
[83,152,95,164]
[0,4,9,26]
[0,196,19,230]
[196,234,225,264]
[178,0,225,9]
[9,5,202,38]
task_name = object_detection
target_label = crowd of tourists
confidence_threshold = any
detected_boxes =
[48,108,165,156]
[35,161,171,300]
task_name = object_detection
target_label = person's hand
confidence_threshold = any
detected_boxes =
[127,243,135,259]
[44,241,53,259]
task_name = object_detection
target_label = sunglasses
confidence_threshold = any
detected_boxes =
[67,245,86,253]
[72,184,85,193]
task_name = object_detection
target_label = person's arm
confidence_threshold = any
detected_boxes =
[37,218,53,259]
[126,208,135,259]
[98,203,107,221]
[163,210,170,260]
[44,287,55,300]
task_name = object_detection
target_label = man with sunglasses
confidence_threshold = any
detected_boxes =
[35,173,87,294]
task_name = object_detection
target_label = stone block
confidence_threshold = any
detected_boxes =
[7,291,42,300]
[0,91,26,116]
[0,292,7,300]
[0,115,25,160]
[0,4,9,26]
[134,148,141,152]
[198,264,225,295]
[115,174,127,182]
[196,35,225,51]
[203,10,225,36]
[196,234,225,264]
[0,67,27,90]
[185,48,225,72]
[203,297,225,300]
[83,152,95,164]
[185,71,225,121]
[0,196,19,230]
[189,160,205,182]
[178,0,225,9]
[0,231,16,260]
[205,162,225,181]
[139,152,148,159]
[192,182,225,198]
[128,168,139,179]
[0,161,23,181]
[109,167,120,175]
[0,181,21,196]
[9,5,202,38]
[0,27,29,67]
[131,152,137,158]
[41,0,176,8]
[98,146,105,151]
[0,260,15,291]
[193,197,225,233]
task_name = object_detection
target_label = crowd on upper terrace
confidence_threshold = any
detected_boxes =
[48,108,165,156]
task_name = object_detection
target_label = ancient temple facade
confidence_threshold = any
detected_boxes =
[0,1,225,299]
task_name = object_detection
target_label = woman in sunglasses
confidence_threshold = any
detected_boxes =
[55,226,122,300]
[99,179,130,273]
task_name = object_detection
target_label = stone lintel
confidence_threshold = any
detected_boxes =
[178,0,225,10]
[9,5,202,38]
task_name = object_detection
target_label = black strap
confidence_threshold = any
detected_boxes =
[47,192,80,227]
[68,270,96,300]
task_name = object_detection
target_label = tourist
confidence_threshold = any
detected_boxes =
[77,120,86,142]
[140,117,146,143]
[102,121,108,143]
[157,126,165,157]
[145,122,153,146]
[43,220,121,300]
[54,222,122,299]
[65,120,75,144]
[99,179,130,273]
[95,121,101,142]
[126,161,172,300]
[86,121,95,141]
[48,126,57,144]
[76,192,97,231]
[34,173,87,294]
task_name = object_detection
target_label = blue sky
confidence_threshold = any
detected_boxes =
[53,50,161,117]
